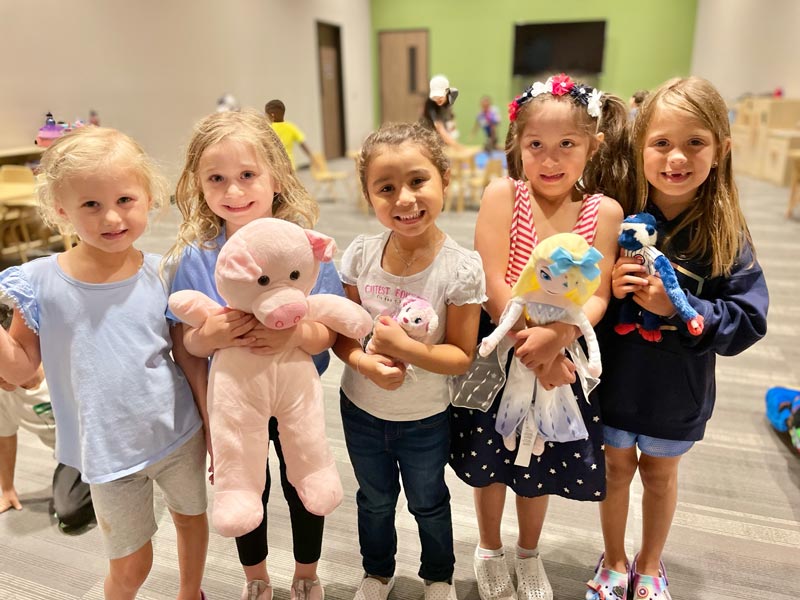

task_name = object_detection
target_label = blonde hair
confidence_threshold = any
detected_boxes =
[512,233,601,306]
[165,108,318,264]
[357,122,449,202]
[630,76,751,277]
[504,77,632,206]
[37,126,168,235]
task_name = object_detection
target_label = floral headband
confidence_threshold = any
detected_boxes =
[508,74,603,122]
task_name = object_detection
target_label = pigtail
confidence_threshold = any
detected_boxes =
[504,121,524,181]
[580,92,634,209]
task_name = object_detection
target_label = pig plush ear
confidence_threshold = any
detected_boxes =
[305,229,337,262]
[217,235,262,282]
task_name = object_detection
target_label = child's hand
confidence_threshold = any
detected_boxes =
[535,354,577,390]
[198,307,258,350]
[367,316,410,360]
[611,256,648,300]
[0,488,22,513]
[359,352,407,391]
[246,322,300,355]
[632,273,675,317]
[513,326,566,372]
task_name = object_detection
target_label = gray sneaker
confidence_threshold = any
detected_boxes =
[353,576,395,600]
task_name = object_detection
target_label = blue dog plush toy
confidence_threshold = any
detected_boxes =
[615,213,704,342]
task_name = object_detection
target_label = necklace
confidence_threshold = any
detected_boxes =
[390,231,444,277]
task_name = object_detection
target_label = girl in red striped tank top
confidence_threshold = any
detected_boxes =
[449,74,631,600]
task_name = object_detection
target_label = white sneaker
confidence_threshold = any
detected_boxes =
[353,576,395,600]
[474,551,516,600]
[424,581,458,600]
[514,554,553,600]
[242,579,272,600]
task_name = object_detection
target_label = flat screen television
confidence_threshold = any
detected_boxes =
[513,21,606,76]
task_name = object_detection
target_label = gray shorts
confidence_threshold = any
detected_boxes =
[89,429,208,559]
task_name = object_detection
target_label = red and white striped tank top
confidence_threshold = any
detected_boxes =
[504,178,602,286]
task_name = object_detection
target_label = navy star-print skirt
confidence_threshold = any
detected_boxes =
[449,311,607,501]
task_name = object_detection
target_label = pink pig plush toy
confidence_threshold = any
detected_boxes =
[169,218,372,537]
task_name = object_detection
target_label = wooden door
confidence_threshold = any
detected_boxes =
[317,22,345,158]
[379,30,429,124]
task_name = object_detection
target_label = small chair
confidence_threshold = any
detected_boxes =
[466,157,505,211]
[309,153,349,202]
[0,165,36,184]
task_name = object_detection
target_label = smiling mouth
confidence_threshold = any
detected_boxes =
[224,201,255,212]
[540,173,565,182]
[663,171,692,182]
[395,210,424,222]
[102,230,128,239]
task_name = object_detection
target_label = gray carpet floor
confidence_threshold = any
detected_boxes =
[0,164,797,598]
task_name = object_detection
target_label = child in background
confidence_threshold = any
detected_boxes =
[0,127,209,599]
[265,99,314,169]
[449,74,629,600]
[334,122,484,600]
[587,77,768,600]
[628,89,649,120]
[166,108,341,600]
[473,96,500,152]
[0,303,94,529]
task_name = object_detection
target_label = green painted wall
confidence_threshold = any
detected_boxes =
[371,0,697,144]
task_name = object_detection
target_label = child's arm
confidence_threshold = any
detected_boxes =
[0,310,41,387]
[182,308,258,358]
[635,241,768,356]
[332,284,406,390]
[171,323,214,481]
[246,320,336,356]
[368,301,481,375]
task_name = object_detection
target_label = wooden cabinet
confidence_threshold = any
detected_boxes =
[732,99,800,183]
[761,130,800,186]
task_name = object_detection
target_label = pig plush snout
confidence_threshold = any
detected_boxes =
[264,302,307,329]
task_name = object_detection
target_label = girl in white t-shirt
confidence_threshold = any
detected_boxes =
[334,122,485,600]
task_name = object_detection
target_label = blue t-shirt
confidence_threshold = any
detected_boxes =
[168,228,345,374]
[0,254,201,483]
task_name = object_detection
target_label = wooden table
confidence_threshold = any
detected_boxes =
[0,145,43,167]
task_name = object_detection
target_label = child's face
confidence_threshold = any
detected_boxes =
[56,166,151,254]
[198,138,279,236]
[642,107,720,214]
[365,142,448,240]
[519,101,601,202]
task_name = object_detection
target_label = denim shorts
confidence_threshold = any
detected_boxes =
[603,425,694,458]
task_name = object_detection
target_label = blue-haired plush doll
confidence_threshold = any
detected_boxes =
[615,212,705,343]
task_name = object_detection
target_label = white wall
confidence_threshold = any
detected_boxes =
[0,0,373,179]
[691,0,800,100]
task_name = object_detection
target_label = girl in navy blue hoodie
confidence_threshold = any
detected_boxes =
[586,77,768,600]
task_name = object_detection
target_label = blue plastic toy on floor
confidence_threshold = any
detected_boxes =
[765,386,800,452]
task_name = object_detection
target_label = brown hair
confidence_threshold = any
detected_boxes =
[357,122,450,202]
[504,78,632,206]
[630,76,750,276]
[165,108,318,264]
[37,126,168,235]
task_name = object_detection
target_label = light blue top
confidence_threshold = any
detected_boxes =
[167,228,345,375]
[0,254,201,484]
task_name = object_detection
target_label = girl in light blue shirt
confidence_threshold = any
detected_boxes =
[0,126,209,600]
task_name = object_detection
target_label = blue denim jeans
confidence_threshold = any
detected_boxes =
[340,391,454,582]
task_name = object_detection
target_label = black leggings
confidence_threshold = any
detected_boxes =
[235,417,325,566]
